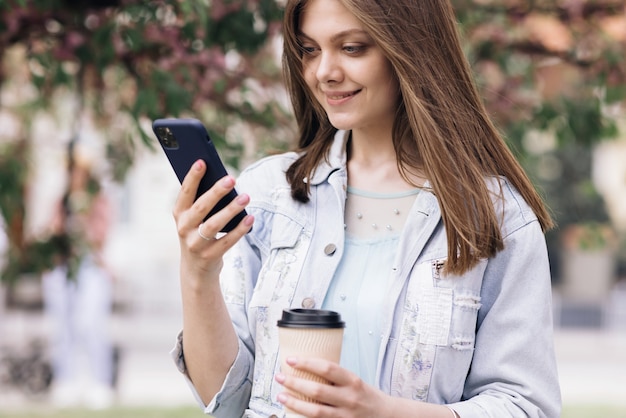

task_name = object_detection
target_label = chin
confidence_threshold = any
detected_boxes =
[327,116,356,131]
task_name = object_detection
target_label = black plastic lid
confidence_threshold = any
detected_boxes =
[277,309,345,329]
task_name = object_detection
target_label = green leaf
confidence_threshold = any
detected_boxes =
[214,78,227,95]
[605,85,626,104]
[132,88,160,119]
[92,23,117,68]
[121,28,143,52]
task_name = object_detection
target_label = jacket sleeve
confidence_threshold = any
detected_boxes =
[170,332,254,416]
[450,220,562,418]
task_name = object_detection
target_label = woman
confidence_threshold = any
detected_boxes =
[171,0,561,417]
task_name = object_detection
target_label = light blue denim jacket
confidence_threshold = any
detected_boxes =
[172,130,561,418]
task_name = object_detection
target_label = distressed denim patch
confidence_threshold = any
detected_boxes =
[454,293,481,310]
[450,336,475,351]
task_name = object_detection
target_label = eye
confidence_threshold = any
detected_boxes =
[343,44,366,55]
[299,43,319,58]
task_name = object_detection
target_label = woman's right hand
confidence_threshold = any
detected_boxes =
[173,159,254,282]
[174,159,251,401]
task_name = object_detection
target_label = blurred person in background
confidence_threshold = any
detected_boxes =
[41,146,115,409]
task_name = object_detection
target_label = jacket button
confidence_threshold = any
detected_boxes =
[301,297,316,309]
[324,243,337,255]
[269,415,278,418]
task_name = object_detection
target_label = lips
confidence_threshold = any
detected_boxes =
[326,90,361,100]
[323,89,362,107]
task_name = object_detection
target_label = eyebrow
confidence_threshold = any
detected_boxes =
[298,28,370,43]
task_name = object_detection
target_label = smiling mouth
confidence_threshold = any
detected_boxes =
[327,90,361,100]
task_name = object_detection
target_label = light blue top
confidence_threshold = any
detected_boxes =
[322,185,419,386]
[322,235,399,386]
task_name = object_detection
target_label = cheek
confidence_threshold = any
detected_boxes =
[302,67,318,90]
[377,70,400,103]
[303,78,324,108]
[301,75,322,108]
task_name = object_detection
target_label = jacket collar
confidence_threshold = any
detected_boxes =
[306,130,435,191]
[308,130,350,186]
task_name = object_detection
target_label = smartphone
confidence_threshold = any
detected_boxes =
[152,118,247,233]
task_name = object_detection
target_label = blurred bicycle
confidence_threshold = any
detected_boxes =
[0,339,53,396]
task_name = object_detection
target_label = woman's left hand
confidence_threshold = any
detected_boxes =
[275,357,391,418]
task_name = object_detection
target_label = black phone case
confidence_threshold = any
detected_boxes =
[152,118,247,233]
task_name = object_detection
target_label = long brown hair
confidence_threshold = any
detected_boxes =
[282,0,554,274]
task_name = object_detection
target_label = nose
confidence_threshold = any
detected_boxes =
[314,51,342,84]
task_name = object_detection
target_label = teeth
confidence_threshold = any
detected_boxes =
[330,93,351,99]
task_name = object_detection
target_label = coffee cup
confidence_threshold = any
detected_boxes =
[277,308,345,417]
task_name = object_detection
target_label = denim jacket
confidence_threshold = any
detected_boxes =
[172,130,561,418]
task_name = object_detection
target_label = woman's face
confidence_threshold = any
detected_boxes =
[298,0,399,135]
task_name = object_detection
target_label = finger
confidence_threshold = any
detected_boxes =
[277,372,337,406]
[197,191,251,237]
[212,216,254,259]
[188,175,237,225]
[277,391,337,418]
[173,159,206,221]
[197,222,217,242]
[201,213,254,253]
[276,366,343,406]
[283,358,368,409]
[287,357,353,387]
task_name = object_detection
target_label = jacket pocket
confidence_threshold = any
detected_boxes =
[407,259,454,346]
[389,258,453,401]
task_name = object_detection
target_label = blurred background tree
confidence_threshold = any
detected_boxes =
[0,0,289,284]
[452,0,626,283]
[1,0,625,285]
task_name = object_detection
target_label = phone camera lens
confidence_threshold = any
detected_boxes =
[156,126,179,149]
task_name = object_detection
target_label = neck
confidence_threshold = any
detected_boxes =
[346,130,427,193]
[348,127,395,168]
[347,138,407,193]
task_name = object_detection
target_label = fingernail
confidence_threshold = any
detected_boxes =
[221,176,234,187]
[286,357,297,366]
[195,160,204,170]
[244,215,254,227]
[277,393,288,404]
[235,194,249,205]
[275,373,285,383]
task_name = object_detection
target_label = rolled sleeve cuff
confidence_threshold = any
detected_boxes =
[170,331,253,417]
[448,400,487,418]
